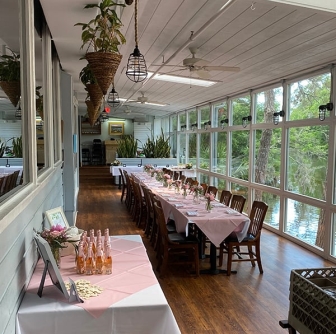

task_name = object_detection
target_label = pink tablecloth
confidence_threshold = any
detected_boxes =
[26,236,158,319]
[132,173,250,247]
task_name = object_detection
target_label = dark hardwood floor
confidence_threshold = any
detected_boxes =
[76,166,333,334]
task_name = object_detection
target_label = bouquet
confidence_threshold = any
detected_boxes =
[144,164,153,173]
[205,192,215,211]
[163,173,171,180]
[112,159,121,166]
[185,163,193,169]
[155,169,164,182]
[191,185,203,195]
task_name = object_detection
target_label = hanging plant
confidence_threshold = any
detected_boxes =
[80,64,103,108]
[0,48,21,107]
[36,86,44,120]
[75,0,126,95]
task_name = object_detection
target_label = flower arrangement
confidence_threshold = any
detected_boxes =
[191,185,203,195]
[205,192,215,212]
[37,225,77,267]
[143,164,153,173]
[163,173,171,180]
[185,163,193,169]
[181,183,189,197]
[112,159,121,166]
[155,169,164,182]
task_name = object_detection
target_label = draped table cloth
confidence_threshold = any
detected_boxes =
[16,235,181,334]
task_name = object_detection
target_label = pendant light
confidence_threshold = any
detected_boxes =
[126,0,148,83]
[107,84,120,108]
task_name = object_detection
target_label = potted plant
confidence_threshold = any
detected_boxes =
[142,129,171,158]
[12,136,22,158]
[75,0,126,95]
[117,135,138,158]
[0,48,20,107]
[0,139,6,158]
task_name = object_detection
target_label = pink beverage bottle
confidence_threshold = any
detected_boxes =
[105,245,112,274]
[76,244,85,274]
[85,246,94,275]
[96,244,104,274]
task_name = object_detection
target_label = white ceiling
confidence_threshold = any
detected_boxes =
[1,0,336,120]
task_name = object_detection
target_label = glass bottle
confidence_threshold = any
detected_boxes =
[96,244,104,274]
[76,243,85,274]
[90,229,96,256]
[85,246,94,275]
[105,245,112,274]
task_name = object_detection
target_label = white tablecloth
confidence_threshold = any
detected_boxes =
[16,235,181,334]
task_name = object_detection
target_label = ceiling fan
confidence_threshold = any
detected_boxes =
[128,92,168,106]
[152,47,240,79]
[111,107,145,118]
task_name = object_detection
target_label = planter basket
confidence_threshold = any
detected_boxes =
[85,52,122,95]
[86,83,103,109]
[0,81,20,107]
[85,100,100,126]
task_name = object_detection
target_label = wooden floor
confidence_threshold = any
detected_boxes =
[76,166,333,334]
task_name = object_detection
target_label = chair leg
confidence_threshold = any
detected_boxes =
[255,244,263,274]
[227,244,233,276]
[248,245,256,267]
[219,243,224,267]
[120,186,125,202]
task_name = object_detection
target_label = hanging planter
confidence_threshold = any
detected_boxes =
[0,49,21,107]
[36,86,43,120]
[85,100,101,126]
[0,81,20,107]
[85,53,122,95]
[75,0,126,95]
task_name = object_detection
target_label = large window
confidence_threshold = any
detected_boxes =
[212,132,227,174]
[231,131,249,180]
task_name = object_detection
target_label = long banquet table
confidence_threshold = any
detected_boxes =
[16,235,181,334]
[133,172,250,274]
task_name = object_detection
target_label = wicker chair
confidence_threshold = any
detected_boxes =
[219,190,232,206]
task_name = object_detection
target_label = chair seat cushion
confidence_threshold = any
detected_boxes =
[168,233,199,244]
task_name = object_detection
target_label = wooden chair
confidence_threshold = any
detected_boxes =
[206,186,218,197]
[200,183,208,195]
[230,194,246,213]
[0,176,5,196]
[119,168,127,202]
[153,201,199,277]
[189,179,199,187]
[180,175,186,184]
[185,177,194,185]
[124,171,134,211]
[219,190,232,206]
[173,171,180,181]
[142,185,154,237]
[219,201,268,275]
[132,181,146,228]
[2,173,15,195]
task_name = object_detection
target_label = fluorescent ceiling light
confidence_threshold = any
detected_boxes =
[147,71,219,87]
[119,97,167,107]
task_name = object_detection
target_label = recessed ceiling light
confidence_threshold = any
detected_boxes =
[147,71,219,87]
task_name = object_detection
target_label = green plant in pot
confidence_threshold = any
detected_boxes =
[143,129,171,158]
[117,135,138,158]
[75,0,126,95]
[0,48,20,107]
[12,136,23,158]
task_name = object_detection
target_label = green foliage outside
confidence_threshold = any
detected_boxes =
[0,48,20,81]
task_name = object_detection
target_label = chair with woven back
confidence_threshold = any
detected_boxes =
[123,171,134,211]
[132,180,146,228]
[219,190,232,206]
[9,170,20,191]
[230,194,246,213]
[218,200,268,275]
[153,200,199,277]
[0,176,6,196]
[119,168,127,203]
[179,175,186,184]
[206,186,218,197]
[189,179,199,187]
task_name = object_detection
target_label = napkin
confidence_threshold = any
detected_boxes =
[173,203,184,208]
[212,203,224,207]
[225,209,240,215]
[186,211,198,216]
[161,194,170,197]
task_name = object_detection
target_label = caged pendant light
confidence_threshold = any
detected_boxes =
[107,83,120,108]
[126,0,148,83]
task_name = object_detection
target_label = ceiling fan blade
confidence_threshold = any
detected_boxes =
[193,59,209,66]
[196,69,211,79]
[150,65,185,68]
[204,66,240,72]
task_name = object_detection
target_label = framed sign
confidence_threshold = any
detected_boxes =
[34,234,69,299]
[108,122,124,136]
[45,207,69,229]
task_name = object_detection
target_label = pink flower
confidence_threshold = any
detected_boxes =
[51,224,65,232]
[50,230,62,238]
[164,174,171,179]
[205,192,215,201]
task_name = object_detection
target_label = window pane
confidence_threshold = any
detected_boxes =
[213,177,226,199]
[256,88,282,123]
[287,126,328,200]
[179,133,186,164]
[285,199,324,250]
[231,130,249,180]
[199,173,209,185]
[212,132,226,174]
[231,182,248,212]
[261,192,280,229]
[170,115,177,131]
[232,95,250,125]
[169,132,177,158]
[200,132,210,170]
[213,101,227,128]
[188,133,197,166]
[188,109,197,130]
[255,128,281,189]
[179,112,186,129]
[289,73,331,121]
[331,214,336,257]
[200,105,210,126]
